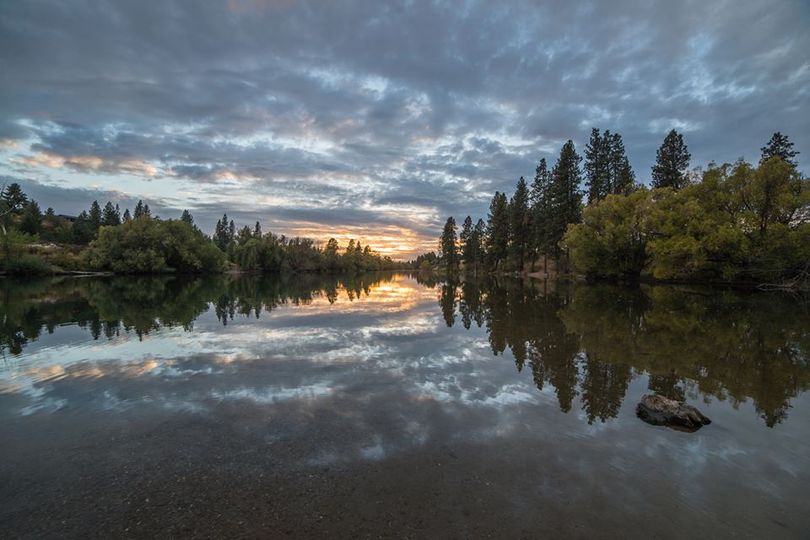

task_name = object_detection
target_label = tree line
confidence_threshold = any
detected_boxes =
[437,130,808,286]
[0,186,399,275]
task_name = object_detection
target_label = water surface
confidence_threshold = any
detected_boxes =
[1,274,809,538]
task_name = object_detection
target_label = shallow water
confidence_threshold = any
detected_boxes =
[1,273,809,538]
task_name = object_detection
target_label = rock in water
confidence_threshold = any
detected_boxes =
[636,394,711,432]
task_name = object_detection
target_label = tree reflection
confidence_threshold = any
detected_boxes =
[457,278,810,427]
[0,273,400,355]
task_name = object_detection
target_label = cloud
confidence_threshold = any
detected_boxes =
[1,0,808,258]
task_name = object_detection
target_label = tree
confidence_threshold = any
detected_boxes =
[460,215,473,266]
[652,129,691,190]
[761,132,799,168]
[564,189,652,280]
[253,221,262,238]
[324,237,340,269]
[1,183,27,212]
[133,200,151,219]
[20,200,43,235]
[530,158,553,265]
[509,176,530,270]
[181,209,194,227]
[474,219,486,268]
[486,191,509,270]
[439,216,459,273]
[122,208,132,222]
[547,140,583,258]
[607,132,635,195]
[72,211,96,244]
[214,214,230,251]
[84,218,225,273]
[89,201,102,231]
[102,202,121,226]
[585,128,610,203]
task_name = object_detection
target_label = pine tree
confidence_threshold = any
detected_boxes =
[181,209,194,226]
[1,183,27,212]
[760,132,799,167]
[122,208,132,222]
[530,158,553,263]
[585,128,610,203]
[228,220,236,244]
[89,201,102,231]
[460,215,473,268]
[133,200,146,218]
[607,132,635,195]
[548,140,583,257]
[439,216,459,273]
[102,201,121,226]
[473,218,486,268]
[253,221,262,238]
[486,191,509,270]
[20,200,42,235]
[508,176,530,270]
[652,129,691,190]
[214,214,229,250]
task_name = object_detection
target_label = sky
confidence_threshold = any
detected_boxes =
[1,0,808,259]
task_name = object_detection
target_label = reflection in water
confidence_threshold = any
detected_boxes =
[438,277,810,427]
[1,273,810,537]
[3,274,809,427]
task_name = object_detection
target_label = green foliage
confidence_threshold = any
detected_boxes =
[565,189,652,280]
[547,140,583,256]
[439,216,459,273]
[84,217,226,273]
[102,202,121,226]
[565,157,809,283]
[651,129,691,190]
[508,177,530,270]
[486,191,509,270]
[761,132,799,168]
[3,254,52,276]
[20,200,43,235]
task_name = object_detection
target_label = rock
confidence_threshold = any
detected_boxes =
[636,394,711,432]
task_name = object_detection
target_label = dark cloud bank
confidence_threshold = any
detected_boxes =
[1,0,808,257]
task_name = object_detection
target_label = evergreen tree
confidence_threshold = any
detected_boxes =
[102,201,121,226]
[1,182,27,212]
[228,220,236,243]
[214,214,230,250]
[585,128,610,203]
[237,225,253,246]
[133,200,148,218]
[652,130,691,190]
[460,215,476,270]
[181,209,194,226]
[760,132,799,167]
[439,216,459,273]
[122,208,132,222]
[20,200,42,235]
[72,210,95,244]
[530,158,553,262]
[548,140,583,257]
[253,221,262,238]
[486,191,509,270]
[473,218,486,268]
[607,132,635,195]
[509,176,530,270]
[45,207,55,217]
[89,201,102,231]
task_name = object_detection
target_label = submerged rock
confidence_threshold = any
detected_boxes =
[636,394,711,432]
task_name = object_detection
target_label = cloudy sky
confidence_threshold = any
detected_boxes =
[1,0,808,258]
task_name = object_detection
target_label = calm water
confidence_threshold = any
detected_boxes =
[1,273,809,538]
